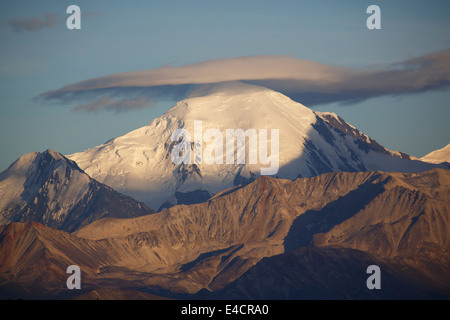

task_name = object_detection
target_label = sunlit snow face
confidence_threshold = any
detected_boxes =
[170,120,280,175]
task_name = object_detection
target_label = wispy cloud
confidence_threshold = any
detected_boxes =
[36,49,450,112]
[1,13,59,32]
[0,11,104,33]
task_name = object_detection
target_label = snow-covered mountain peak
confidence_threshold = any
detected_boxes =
[0,150,91,227]
[187,81,273,98]
[0,149,154,231]
[165,81,314,126]
[419,143,450,164]
[1,149,77,180]
[67,83,445,210]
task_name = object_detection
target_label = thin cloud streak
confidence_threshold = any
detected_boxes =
[1,13,59,32]
[0,11,104,33]
[37,49,450,112]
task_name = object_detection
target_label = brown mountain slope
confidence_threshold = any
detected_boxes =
[311,170,450,257]
[0,169,448,299]
[206,169,450,299]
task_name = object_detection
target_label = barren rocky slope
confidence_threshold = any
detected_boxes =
[0,169,448,299]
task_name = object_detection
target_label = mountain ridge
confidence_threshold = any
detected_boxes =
[0,149,154,232]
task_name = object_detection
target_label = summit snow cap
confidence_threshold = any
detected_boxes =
[170,120,279,175]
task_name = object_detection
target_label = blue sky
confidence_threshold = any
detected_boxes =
[1,0,449,171]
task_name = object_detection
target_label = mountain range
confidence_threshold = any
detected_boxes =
[0,169,448,299]
[0,81,448,300]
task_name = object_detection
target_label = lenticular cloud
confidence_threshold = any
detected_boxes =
[36,49,450,112]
